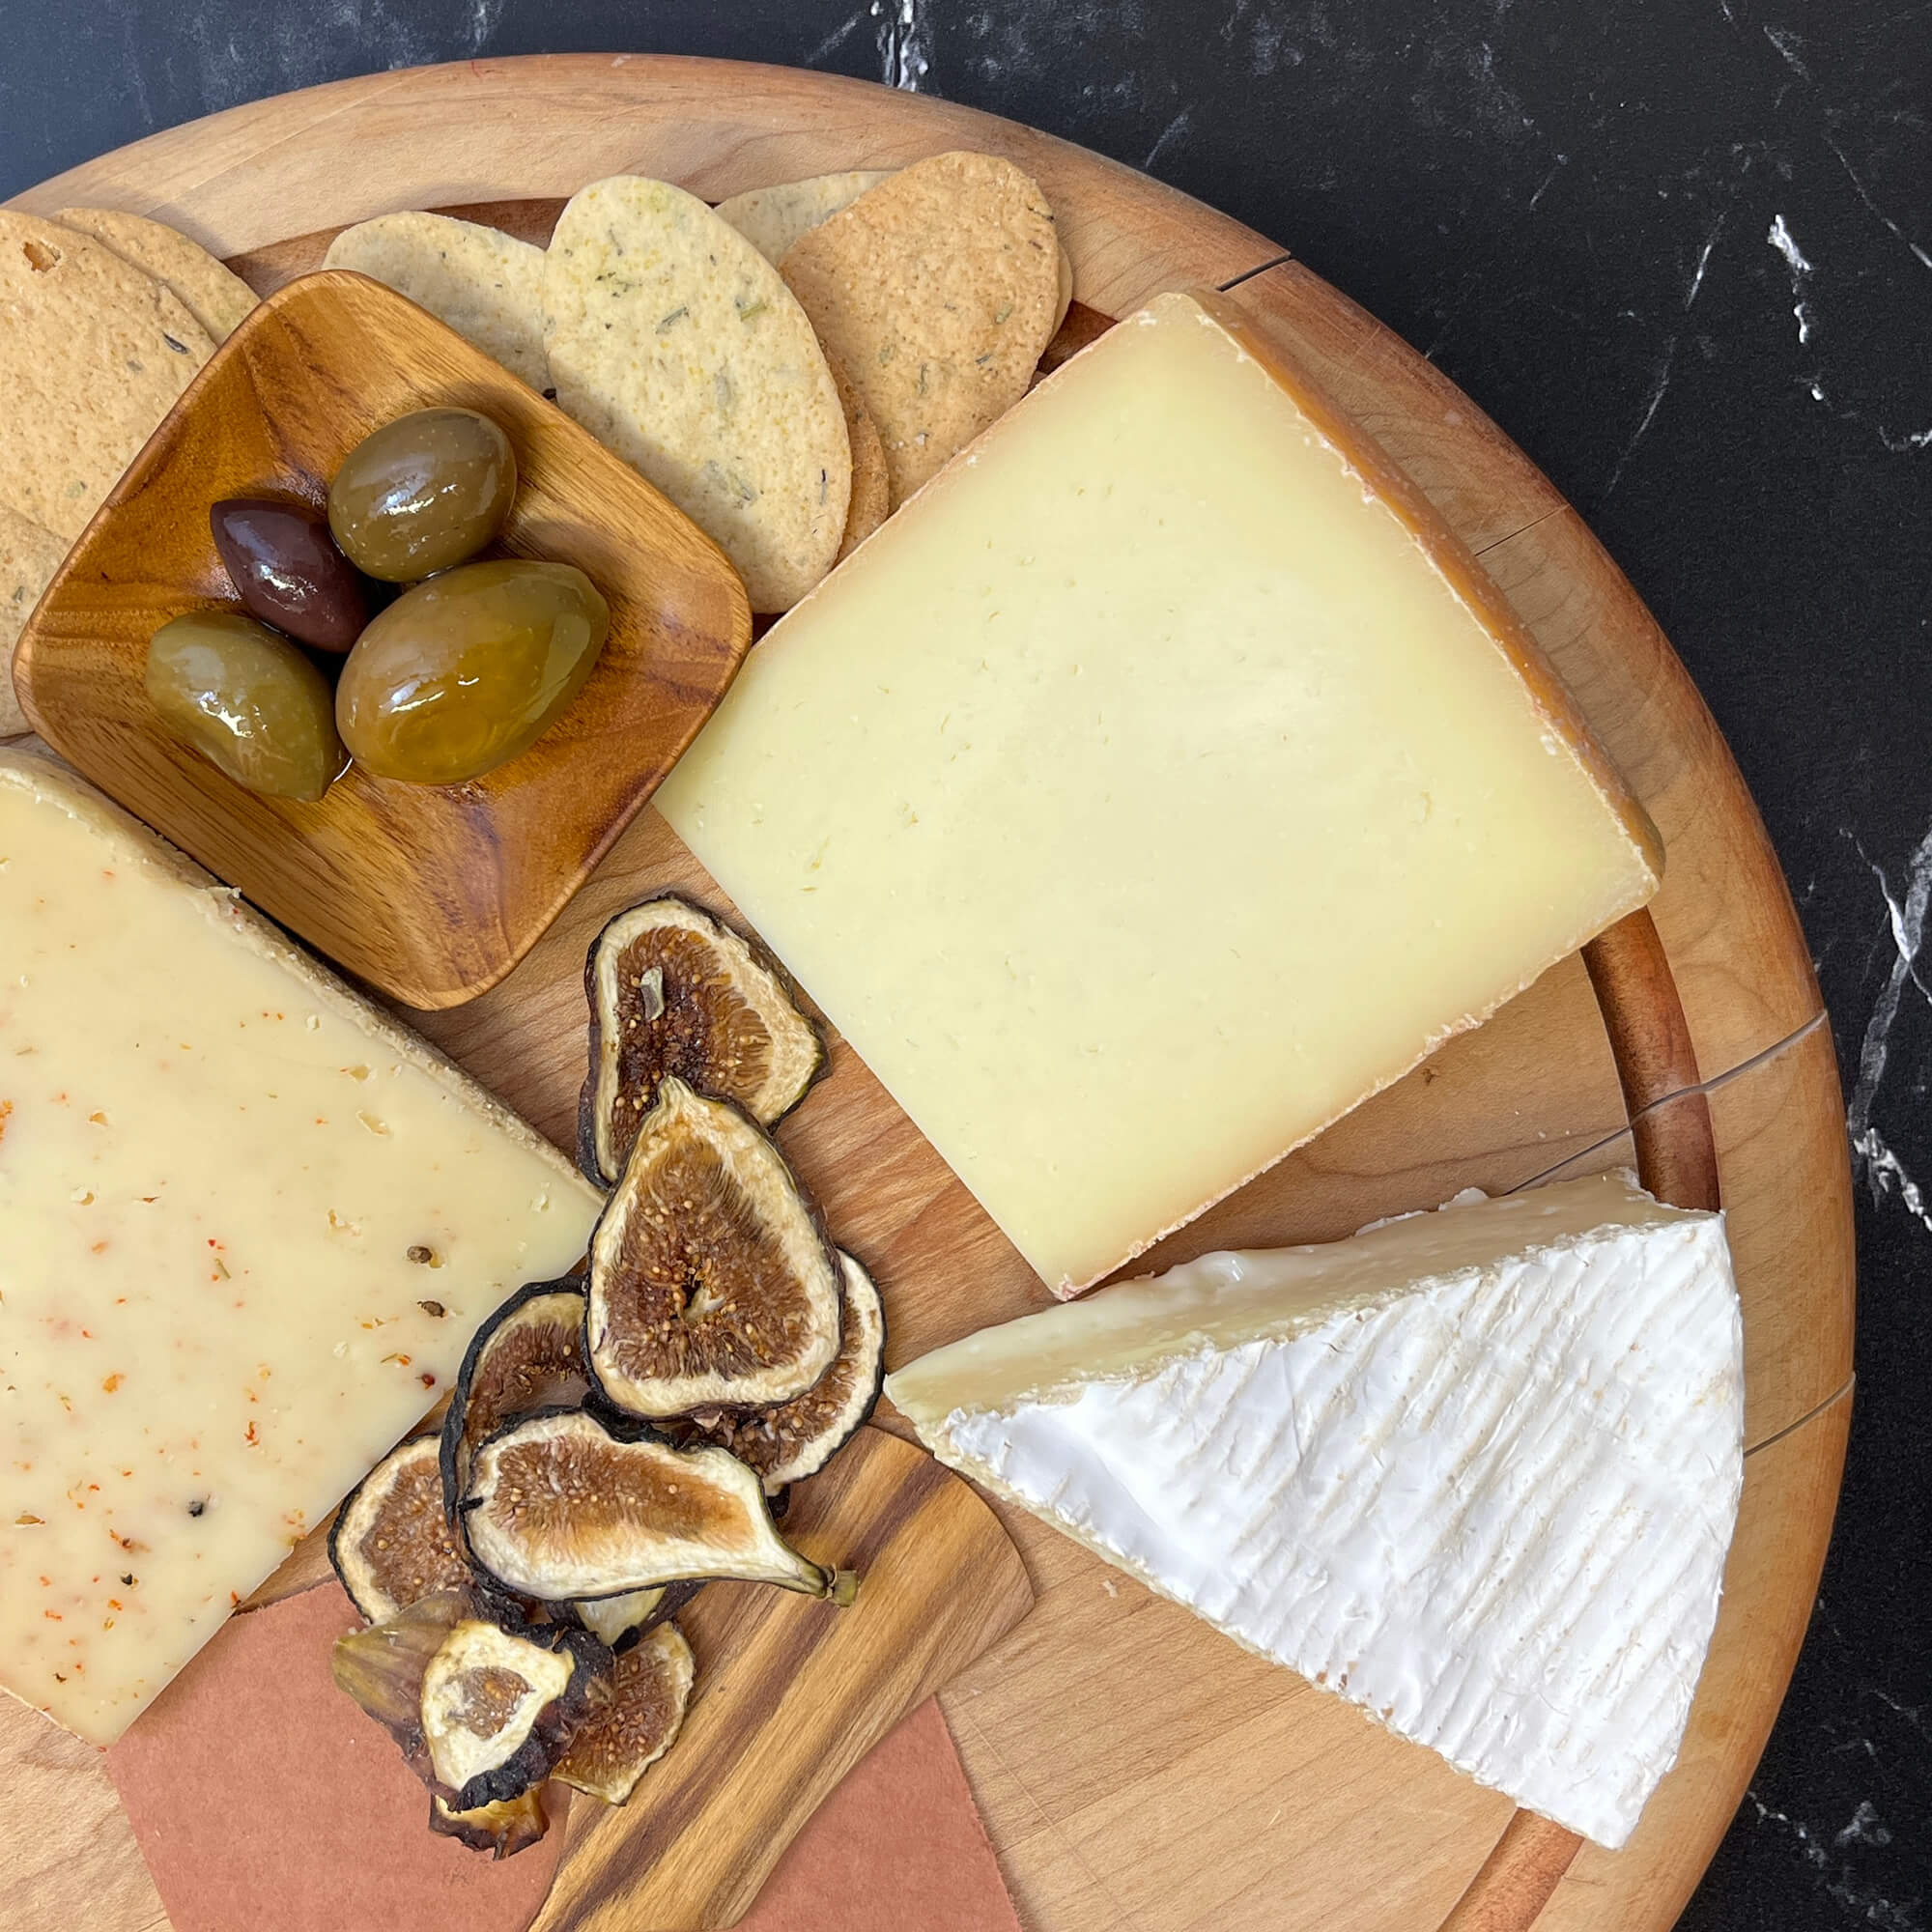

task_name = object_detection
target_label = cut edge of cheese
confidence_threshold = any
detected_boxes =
[1052,293,1664,1293]
[1192,290,1664,889]
[887,1173,1745,1848]
[0,749,591,1184]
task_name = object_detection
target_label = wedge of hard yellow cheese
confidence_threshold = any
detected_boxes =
[0,754,602,1744]
[660,291,1661,1296]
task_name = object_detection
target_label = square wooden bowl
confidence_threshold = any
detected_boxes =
[14,270,753,1009]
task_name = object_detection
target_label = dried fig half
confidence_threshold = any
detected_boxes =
[440,1277,591,1512]
[695,1251,886,1492]
[586,1077,842,1416]
[580,893,826,1185]
[569,1578,702,1653]
[429,1788,550,1859]
[330,1435,473,1624]
[331,1586,475,1772]
[554,1621,696,1804]
[419,1618,611,1810]
[459,1407,856,1603]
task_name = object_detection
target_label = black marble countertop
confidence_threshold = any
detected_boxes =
[2,2,1925,1926]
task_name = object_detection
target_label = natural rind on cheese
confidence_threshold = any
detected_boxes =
[0,753,603,1744]
[887,1173,1745,1849]
[659,289,1661,1296]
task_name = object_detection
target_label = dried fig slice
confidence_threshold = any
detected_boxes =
[586,1077,842,1416]
[695,1251,886,1492]
[331,1586,475,1772]
[440,1277,591,1511]
[420,1618,611,1810]
[580,893,826,1184]
[569,1578,702,1653]
[459,1407,856,1603]
[330,1435,473,1623]
[554,1621,696,1804]
[429,1788,550,1859]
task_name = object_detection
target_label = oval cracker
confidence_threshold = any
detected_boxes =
[715,170,896,268]
[53,208,257,344]
[323,212,549,392]
[543,176,850,614]
[780,152,1062,506]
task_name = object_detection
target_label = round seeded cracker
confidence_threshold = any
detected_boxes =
[0,213,213,542]
[53,208,257,344]
[543,176,850,614]
[323,212,549,392]
[779,152,1062,507]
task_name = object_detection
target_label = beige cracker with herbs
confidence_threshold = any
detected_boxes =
[323,212,549,392]
[543,176,850,613]
[780,152,1062,506]
[714,170,895,268]
[54,207,257,343]
[0,213,213,542]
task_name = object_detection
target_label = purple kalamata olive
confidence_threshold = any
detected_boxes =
[211,497,369,653]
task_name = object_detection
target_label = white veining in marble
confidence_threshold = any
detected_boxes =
[1767,213,1819,346]
[1747,1793,1922,1929]
[1144,105,1192,171]
[871,0,930,90]
[1848,826,1932,1234]
[1603,333,1679,498]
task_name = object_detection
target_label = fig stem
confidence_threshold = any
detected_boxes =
[828,1568,861,1608]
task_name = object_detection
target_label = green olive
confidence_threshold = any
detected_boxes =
[335,559,610,785]
[327,407,517,582]
[146,611,348,803]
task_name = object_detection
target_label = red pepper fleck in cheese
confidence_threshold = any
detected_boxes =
[0,753,602,1744]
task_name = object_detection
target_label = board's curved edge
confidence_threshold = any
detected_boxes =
[1440,907,1724,1931]
[0,52,1288,315]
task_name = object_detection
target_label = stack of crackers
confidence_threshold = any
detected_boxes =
[0,209,258,734]
[326,153,1070,614]
[2,154,1073,736]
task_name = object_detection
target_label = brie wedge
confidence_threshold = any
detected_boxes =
[886,1172,1744,1848]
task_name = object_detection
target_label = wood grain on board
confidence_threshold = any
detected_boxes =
[0,53,1849,1932]
[531,1429,1031,1932]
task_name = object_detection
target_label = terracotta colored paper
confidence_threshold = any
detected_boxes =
[105,1583,566,1932]
[736,1697,1023,1932]
[105,1584,1022,1932]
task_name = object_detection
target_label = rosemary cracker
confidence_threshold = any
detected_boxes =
[1,504,66,735]
[715,170,895,267]
[543,176,850,613]
[0,213,213,542]
[323,212,550,392]
[53,208,257,343]
[780,152,1061,505]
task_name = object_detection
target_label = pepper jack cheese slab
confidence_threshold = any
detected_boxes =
[659,290,1662,1294]
[0,754,602,1744]
[888,1174,1745,1848]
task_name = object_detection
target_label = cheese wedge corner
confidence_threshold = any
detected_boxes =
[888,1173,1744,1849]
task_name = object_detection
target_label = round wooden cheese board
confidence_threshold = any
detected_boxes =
[0,54,1854,1932]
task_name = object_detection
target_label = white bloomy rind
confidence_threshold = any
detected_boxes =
[886,1172,1744,1849]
